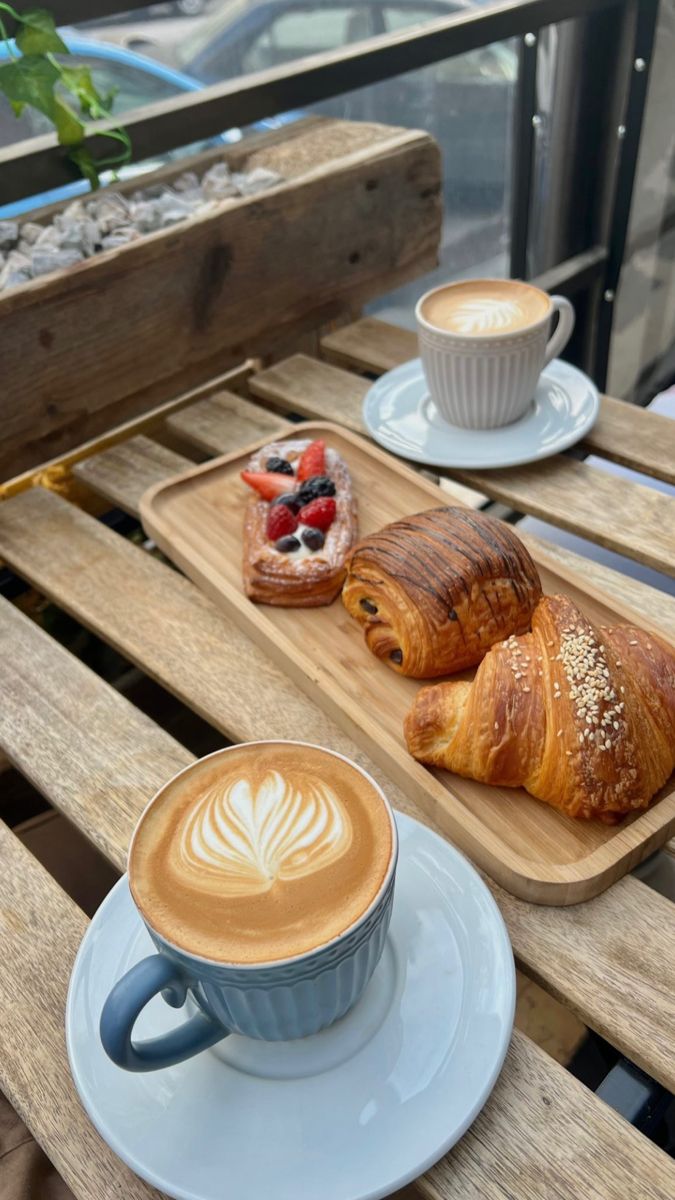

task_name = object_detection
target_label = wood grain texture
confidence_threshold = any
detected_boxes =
[0,824,163,1200]
[139,422,675,905]
[320,317,675,485]
[1,362,252,498]
[166,390,293,456]
[0,598,192,870]
[581,394,675,486]
[249,354,675,576]
[321,316,417,372]
[418,1028,675,1200]
[74,436,191,517]
[1,611,675,1195]
[0,490,674,1090]
[1,121,440,480]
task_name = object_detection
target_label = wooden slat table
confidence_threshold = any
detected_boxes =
[1,317,675,1200]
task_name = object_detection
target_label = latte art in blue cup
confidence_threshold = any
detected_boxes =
[100,742,398,1071]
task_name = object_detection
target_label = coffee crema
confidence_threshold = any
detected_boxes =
[421,279,550,337]
[129,743,393,964]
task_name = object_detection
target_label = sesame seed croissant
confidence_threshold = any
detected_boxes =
[404,594,675,822]
[342,507,542,678]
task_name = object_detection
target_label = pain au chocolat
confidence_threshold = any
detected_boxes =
[342,507,542,678]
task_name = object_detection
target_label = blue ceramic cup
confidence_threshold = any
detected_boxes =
[100,743,398,1072]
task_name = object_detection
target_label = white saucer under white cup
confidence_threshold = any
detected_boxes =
[363,356,600,470]
[66,811,515,1200]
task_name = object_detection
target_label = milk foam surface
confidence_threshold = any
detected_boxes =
[130,744,393,964]
[422,280,550,337]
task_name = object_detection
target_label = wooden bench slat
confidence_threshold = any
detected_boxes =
[73,435,191,517]
[0,597,191,871]
[1,618,674,1200]
[165,390,293,456]
[0,823,162,1199]
[420,1028,675,1200]
[1,489,674,1092]
[321,315,416,372]
[320,318,675,486]
[249,355,675,577]
[583,395,675,487]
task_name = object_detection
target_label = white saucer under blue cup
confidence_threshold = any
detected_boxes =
[363,357,600,470]
[66,811,515,1200]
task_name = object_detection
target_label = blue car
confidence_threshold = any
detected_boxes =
[0,34,293,218]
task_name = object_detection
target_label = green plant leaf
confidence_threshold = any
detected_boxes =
[68,145,100,190]
[59,63,103,118]
[52,94,83,144]
[15,8,67,55]
[0,54,60,119]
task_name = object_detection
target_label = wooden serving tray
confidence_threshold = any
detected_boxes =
[140,421,675,904]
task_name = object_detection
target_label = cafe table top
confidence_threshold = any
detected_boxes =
[1,316,675,1199]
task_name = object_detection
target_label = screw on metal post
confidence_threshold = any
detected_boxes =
[604,289,615,302]
[617,124,626,139]
[634,57,646,71]
[524,32,536,46]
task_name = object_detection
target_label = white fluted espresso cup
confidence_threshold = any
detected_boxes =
[415,278,575,429]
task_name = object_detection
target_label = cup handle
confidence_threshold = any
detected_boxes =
[544,295,575,366]
[100,954,227,1072]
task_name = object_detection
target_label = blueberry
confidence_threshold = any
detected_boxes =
[297,475,336,503]
[266,456,294,475]
[360,598,378,614]
[275,535,300,552]
[270,492,303,513]
[390,649,403,664]
[301,527,325,551]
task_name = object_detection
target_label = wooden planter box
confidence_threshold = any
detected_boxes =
[2,118,441,479]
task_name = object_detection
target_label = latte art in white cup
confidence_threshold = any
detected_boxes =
[179,769,352,895]
[416,278,575,429]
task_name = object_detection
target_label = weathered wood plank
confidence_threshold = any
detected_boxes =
[166,391,293,456]
[1,121,440,480]
[418,1028,675,1200]
[249,355,675,577]
[0,598,191,870]
[0,490,674,1091]
[320,318,675,485]
[322,315,416,372]
[74,436,191,517]
[0,824,163,1199]
[582,395,675,486]
[2,607,675,1200]
[0,362,252,499]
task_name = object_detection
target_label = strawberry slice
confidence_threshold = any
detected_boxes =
[296,439,326,482]
[240,470,294,501]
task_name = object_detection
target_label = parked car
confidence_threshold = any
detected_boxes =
[170,0,516,201]
[0,34,292,218]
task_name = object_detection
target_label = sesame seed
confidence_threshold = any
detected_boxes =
[605,740,611,750]
[523,686,531,693]
[616,661,621,668]
[515,672,522,679]
[647,643,652,650]
[494,722,499,730]
[566,750,572,757]
[613,721,619,730]
[620,687,625,694]
[557,729,563,737]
